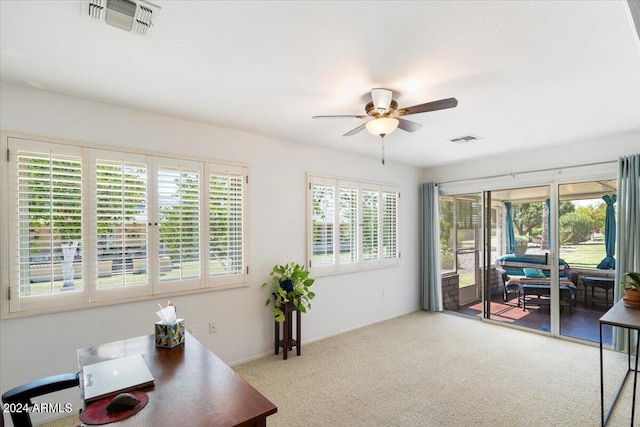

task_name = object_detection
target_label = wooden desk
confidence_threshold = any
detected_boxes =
[599,300,640,426]
[78,333,277,427]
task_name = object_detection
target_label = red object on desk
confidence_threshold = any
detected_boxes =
[80,391,148,425]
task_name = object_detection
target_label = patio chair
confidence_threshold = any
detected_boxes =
[496,262,516,302]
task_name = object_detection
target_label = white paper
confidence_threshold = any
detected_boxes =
[156,305,177,324]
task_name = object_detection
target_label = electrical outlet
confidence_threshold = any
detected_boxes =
[189,325,198,337]
[209,322,216,334]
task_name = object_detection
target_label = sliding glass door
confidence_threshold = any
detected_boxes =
[484,185,553,333]
[439,194,482,309]
[438,165,618,344]
[557,179,617,344]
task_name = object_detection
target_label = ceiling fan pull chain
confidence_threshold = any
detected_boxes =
[381,136,385,165]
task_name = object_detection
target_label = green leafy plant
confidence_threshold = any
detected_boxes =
[514,235,529,254]
[621,272,640,291]
[559,212,594,244]
[262,262,315,322]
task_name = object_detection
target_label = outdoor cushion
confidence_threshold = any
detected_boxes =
[523,268,546,278]
[496,254,566,277]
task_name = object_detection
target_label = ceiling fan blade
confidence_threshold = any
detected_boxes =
[343,123,367,136]
[313,115,368,119]
[371,88,393,112]
[397,118,423,133]
[397,97,458,116]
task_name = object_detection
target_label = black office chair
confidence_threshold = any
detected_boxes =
[2,373,79,427]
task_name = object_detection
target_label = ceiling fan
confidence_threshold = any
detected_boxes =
[313,88,458,164]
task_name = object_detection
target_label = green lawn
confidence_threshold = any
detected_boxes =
[24,259,230,295]
[458,272,476,288]
[559,241,607,267]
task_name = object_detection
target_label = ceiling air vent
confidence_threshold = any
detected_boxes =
[83,0,161,36]
[449,135,482,144]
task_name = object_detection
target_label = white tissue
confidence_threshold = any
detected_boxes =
[156,305,177,324]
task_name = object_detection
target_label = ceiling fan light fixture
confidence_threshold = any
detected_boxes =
[366,117,399,137]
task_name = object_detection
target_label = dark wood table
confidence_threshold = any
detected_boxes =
[510,277,575,313]
[77,332,277,426]
[599,300,640,426]
[583,275,615,307]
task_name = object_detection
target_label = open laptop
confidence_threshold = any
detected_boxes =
[83,354,154,402]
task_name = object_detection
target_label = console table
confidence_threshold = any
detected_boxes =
[599,300,640,426]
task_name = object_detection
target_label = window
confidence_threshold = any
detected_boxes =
[439,197,454,274]
[208,165,246,284]
[5,136,249,315]
[15,145,84,301]
[308,175,399,275]
[157,159,202,290]
[382,190,398,260]
[361,189,379,263]
[96,152,148,294]
[559,180,617,269]
[311,180,335,268]
[438,195,483,280]
[338,186,357,265]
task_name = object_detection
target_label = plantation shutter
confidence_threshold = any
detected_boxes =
[6,134,250,315]
[308,174,400,275]
[338,184,358,269]
[361,189,379,263]
[16,149,83,295]
[311,180,335,268]
[382,190,399,260]
[96,154,148,290]
[157,161,201,284]
[8,138,86,313]
[208,166,246,283]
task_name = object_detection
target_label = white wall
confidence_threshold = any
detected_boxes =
[0,83,423,425]
[423,131,639,183]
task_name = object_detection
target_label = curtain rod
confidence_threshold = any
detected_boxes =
[435,159,617,186]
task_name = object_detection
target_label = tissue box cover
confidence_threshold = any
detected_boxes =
[155,319,185,348]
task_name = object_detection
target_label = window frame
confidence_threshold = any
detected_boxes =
[1,133,250,318]
[307,174,400,276]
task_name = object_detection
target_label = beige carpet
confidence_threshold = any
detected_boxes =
[39,311,636,426]
[233,311,635,427]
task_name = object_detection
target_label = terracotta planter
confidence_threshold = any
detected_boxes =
[624,288,640,304]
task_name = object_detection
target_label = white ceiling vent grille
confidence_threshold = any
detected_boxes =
[83,0,161,36]
[449,135,482,144]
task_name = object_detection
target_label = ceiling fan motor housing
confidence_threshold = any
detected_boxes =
[365,100,398,118]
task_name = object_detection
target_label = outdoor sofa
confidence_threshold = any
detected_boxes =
[495,254,579,312]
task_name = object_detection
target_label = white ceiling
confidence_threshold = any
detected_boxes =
[1,1,639,168]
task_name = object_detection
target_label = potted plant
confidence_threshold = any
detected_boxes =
[262,262,315,322]
[621,272,640,305]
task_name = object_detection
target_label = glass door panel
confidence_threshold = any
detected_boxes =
[439,194,481,312]
[558,180,617,344]
[485,185,552,333]
[456,196,481,306]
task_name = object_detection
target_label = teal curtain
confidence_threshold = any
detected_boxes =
[504,202,515,254]
[597,194,616,269]
[613,154,640,351]
[422,182,443,311]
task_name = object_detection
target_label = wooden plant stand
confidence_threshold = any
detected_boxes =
[274,302,301,360]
